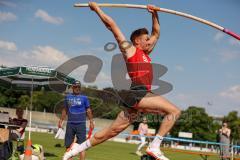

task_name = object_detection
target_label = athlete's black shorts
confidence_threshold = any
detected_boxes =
[119,84,149,108]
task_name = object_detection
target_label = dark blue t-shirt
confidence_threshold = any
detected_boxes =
[64,93,90,124]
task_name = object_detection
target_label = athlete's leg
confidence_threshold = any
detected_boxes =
[137,93,181,137]
[136,93,181,160]
[90,109,136,146]
[63,109,137,160]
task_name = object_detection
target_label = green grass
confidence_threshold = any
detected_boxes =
[22,132,220,160]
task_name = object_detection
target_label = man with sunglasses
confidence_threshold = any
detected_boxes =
[58,80,94,160]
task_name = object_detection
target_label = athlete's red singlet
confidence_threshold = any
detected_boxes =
[126,48,153,91]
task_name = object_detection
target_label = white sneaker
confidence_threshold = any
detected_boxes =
[135,150,143,156]
[62,143,80,160]
[62,152,72,160]
[146,147,169,160]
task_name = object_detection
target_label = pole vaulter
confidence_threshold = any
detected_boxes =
[74,3,240,41]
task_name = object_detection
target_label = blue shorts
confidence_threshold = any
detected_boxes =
[65,122,86,148]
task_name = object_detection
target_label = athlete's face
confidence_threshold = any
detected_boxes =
[136,34,150,51]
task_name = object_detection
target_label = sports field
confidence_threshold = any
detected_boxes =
[22,132,220,160]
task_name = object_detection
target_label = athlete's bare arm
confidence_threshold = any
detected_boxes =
[146,5,160,54]
[89,2,135,58]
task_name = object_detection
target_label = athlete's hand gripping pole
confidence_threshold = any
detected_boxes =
[74,3,240,41]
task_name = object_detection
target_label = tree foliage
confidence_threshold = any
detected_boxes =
[0,85,239,143]
[171,106,220,141]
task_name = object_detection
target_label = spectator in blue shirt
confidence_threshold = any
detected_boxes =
[58,80,94,160]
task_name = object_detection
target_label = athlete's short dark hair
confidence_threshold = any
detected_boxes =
[130,28,149,44]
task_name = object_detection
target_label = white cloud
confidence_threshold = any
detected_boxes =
[94,72,112,89]
[30,46,68,66]
[220,85,240,102]
[0,45,69,68]
[97,72,111,82]
[0,58,15,67]
[175,65,184,72]
[0,40,17,51]
[35,9,64,25]
[69,65,111,88]
[74,36,92,44]
[0,11,17,22]
[214,32,224,42]
[0,46,112,88]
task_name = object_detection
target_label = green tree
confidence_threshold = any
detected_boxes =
[171,106,218,141]
[0,94,7,107]
[18,95,30,109]
[32,91,64,112]
[0,86,28,107]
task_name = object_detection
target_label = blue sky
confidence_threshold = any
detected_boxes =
[0,0,239,115]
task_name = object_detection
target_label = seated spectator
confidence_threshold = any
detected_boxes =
[9,107,28,140]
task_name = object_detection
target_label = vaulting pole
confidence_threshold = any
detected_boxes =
[74,3,240,41]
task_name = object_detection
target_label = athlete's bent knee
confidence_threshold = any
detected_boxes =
[173,108,181,119]
[166,106,181,120]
